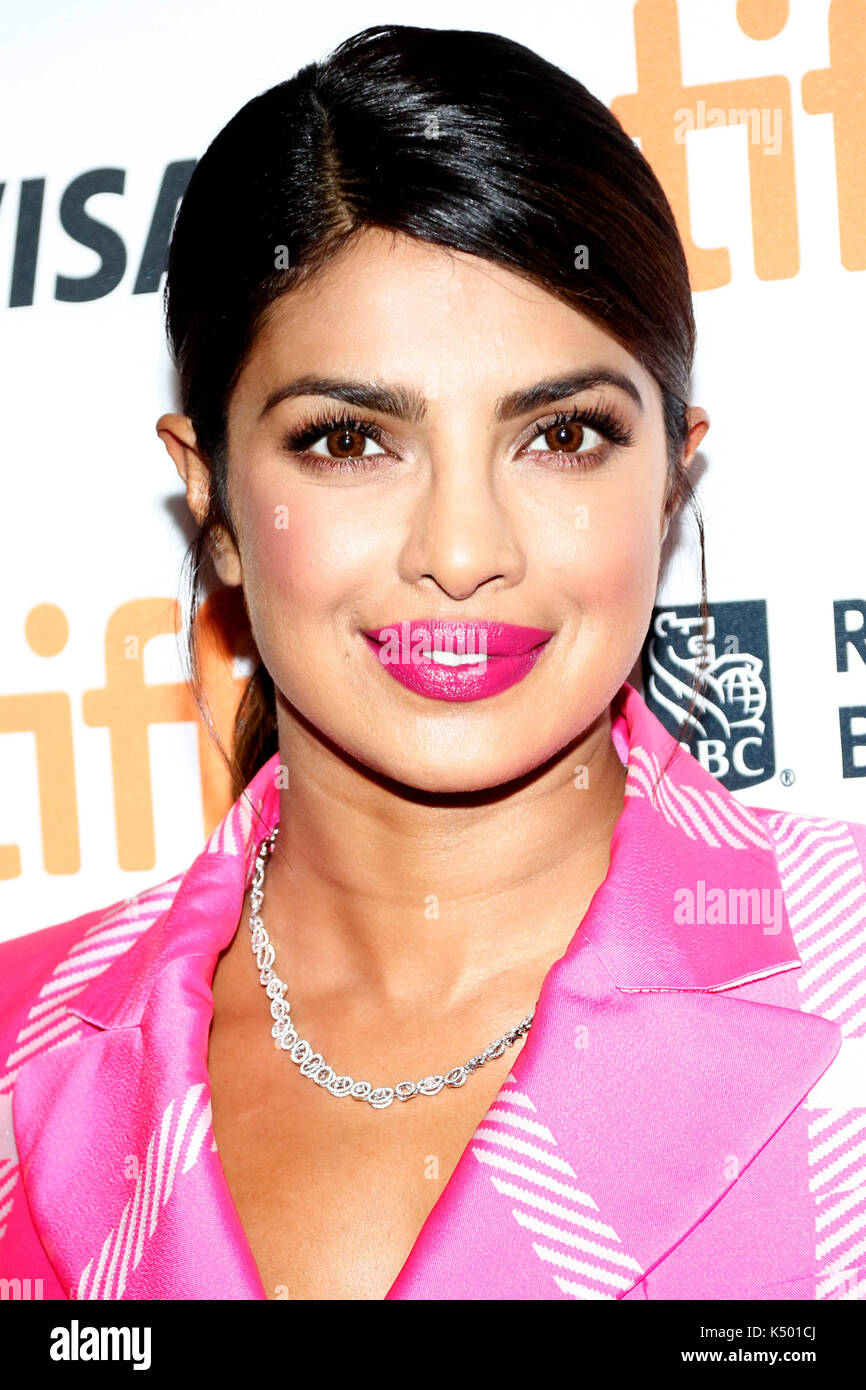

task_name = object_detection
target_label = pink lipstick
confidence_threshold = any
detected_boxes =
[361,619,554,702]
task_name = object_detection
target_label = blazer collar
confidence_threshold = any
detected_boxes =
[11,681,841,1299]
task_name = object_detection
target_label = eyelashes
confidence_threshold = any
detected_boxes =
[280,413,390,471]
[532,403,635,455]
[278,400,636,476]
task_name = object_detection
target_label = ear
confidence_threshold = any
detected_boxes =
[660,405,710,541]
[156,413,243,587]
[682,405,709,469]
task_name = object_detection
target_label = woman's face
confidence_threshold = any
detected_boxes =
[172,228,706,793]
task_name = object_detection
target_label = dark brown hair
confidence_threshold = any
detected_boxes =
[163,23,708,801]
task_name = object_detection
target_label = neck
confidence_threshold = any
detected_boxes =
[255,702,627,1011]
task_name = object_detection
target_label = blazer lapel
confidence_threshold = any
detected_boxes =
[387,941,840,1299]
[386,683,843,1299]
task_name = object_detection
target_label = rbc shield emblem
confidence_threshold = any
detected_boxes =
[641,601,775,791]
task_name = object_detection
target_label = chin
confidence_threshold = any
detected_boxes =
[369,741,558,797]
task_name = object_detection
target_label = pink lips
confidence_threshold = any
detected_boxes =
[361,619,554,702]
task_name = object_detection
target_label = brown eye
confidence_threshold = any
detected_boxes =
[326,427,367,457]
[283,413,392,472]
[545,421,585,452]
[301,422,389,461]
[527,420,604,455]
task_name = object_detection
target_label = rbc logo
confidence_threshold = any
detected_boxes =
[641,601,775,792]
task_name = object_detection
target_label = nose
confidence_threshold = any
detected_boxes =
[396,442,525,602]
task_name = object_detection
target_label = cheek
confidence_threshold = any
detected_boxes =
[237,488,391,623]
[544,477,663,611]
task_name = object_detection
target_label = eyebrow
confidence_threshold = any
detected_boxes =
[258,367,645,422]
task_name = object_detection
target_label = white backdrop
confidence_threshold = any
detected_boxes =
[1,0,864,944]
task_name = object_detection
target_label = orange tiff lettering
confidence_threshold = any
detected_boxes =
[610,0,865,288]
[1,590,249,877]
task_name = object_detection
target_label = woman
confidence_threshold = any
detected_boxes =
[2,24,865,1302]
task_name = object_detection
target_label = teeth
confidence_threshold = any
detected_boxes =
[420,649,488,667]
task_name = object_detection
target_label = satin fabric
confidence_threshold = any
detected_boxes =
[1,680,865,1300]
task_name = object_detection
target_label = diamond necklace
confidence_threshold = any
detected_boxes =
[248,825,536,1111]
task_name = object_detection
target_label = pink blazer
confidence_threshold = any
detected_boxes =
[2,680,865,1301]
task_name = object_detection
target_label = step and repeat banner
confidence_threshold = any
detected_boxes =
[1,0,864,943]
